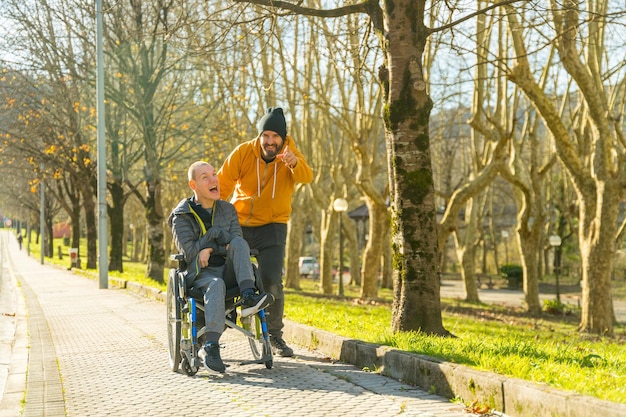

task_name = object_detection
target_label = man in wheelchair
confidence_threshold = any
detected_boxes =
[168,161,274,373]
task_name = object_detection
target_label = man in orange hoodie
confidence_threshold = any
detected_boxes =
[218,107,313,357]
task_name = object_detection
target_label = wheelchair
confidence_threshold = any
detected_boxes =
[166,253,273,376]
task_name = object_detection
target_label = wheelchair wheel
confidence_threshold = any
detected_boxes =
[181,356,198,377]
[262,343,273,369]
[241,314,273,369]
[166,268,182,372]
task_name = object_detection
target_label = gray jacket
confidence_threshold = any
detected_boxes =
[167,197,243,282]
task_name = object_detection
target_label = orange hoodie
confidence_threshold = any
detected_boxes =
[218,134,313,227]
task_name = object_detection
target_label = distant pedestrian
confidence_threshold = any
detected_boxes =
[17,234,23,250]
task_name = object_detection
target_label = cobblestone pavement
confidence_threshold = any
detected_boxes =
[0,232,474,417]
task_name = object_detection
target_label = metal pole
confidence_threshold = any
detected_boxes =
[555,247,561,302]
[96,0,108,289]
[549,235,562,303]
[500,230,509,265]
[501,230,509,265]
[338,214,344,297]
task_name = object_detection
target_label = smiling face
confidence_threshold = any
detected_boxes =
[260,130,285,161]
[189,162,220,208]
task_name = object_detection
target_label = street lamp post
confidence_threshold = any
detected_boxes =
[549,235,562,302]
[96,0,108,289]
[333,198,348,297]
[501,230,509,265]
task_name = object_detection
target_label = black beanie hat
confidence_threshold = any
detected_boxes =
[257,107,287,140]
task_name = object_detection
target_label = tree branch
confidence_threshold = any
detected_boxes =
[231,0,383,31]
[431,0,527,34]
[232,0,365,16]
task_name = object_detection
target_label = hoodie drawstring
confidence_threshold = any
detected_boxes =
[272,164,277,199]
[256,157,277,199]
[256,158,261,197]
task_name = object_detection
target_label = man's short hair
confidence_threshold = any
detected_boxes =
[188,161,210,181]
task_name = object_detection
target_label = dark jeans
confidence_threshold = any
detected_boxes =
[242,223,287,338]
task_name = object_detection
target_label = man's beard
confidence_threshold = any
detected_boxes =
[262,147,278,159]
[262,142,282,161]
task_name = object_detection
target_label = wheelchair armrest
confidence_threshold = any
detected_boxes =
[170,253,188,272]
[172,251,256,274]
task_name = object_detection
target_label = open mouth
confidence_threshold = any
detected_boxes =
[263,145,278,157]
[209,185,218,193]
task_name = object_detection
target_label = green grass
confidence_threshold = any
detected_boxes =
[109,262,168,292]
[285,291,395,340]
[26,234,626,404]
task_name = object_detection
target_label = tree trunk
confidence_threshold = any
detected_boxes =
[45,215,54,259]
[108,180,125,272]
[348,229,360,287]
[69,194,81,255]
[384,1,448,335]
[518,232,542,315]
[515,181,545,315]
[454,234,480,303]
[382,221,393,289]
[131,225,141,262]
[455,196,482,303]
[502,146,547,316]
[320,209,335,295]
[578,184,619,334]
[82,190,97,269]
[360,198,386,299]
[145,176,165,284]
[285,216,303,290]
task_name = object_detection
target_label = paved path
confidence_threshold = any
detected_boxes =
[0,231,473,417]
[440,279,626,324]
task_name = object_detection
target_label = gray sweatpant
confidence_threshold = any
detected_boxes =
[192,235,256,340]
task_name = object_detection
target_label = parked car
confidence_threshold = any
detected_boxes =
[298,256,320,279]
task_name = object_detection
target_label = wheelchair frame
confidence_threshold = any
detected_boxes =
[166,254,273,375]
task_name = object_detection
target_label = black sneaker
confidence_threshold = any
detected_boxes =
[198,343,225,373]
[270,337,294,357]
[241,292,274,317]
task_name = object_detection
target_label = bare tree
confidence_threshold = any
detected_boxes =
[504,1,626,335]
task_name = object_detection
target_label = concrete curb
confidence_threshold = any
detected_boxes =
[109,277,165,303]
[282,320,626,417]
